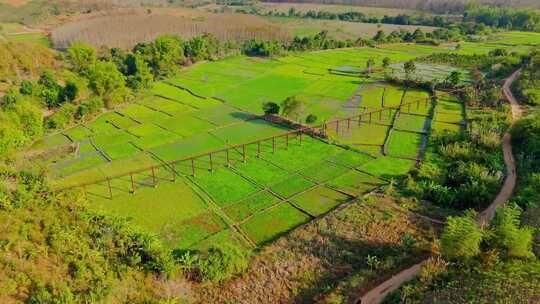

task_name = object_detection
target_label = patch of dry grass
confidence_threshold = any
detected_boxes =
[52,8,291,49]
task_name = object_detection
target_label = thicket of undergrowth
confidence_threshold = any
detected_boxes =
[403,106,508,210]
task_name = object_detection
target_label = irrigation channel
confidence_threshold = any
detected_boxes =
[355,69,523,304]
[54,96,432,197]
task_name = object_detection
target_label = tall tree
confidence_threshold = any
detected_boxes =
[366,58,375,74]
[281,96,306,122]
[87,61,130,107]
[67,43,97,73]
[404,60,417,81]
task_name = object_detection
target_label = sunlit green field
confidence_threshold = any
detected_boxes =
[32,32,537,250]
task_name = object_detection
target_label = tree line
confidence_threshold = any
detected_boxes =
[260,0,540,15]
[244,3,540,33]
[255,6,451,27]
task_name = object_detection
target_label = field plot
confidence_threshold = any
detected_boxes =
[432,91,465,132]
[266,16,437,40]
[394,113,429,133]
[456,31,540,55]
[385,130,425,159]
[389,63,472,85]
[83,134,400,248]
[42,45,478,251]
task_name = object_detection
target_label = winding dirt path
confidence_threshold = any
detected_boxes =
[477,69,522,225]
[355,69,523,304]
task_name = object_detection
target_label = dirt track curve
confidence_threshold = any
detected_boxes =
[355,69,523,304]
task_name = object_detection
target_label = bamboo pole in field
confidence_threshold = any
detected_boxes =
[257,141,261,158]
[107,178,112,199]
[272,137,276,153]
[130,172,135,193]
[285,133,289,149]
[209,153,213,172]
[299,132,303,145]
[171,162,176,182]
[347,118,351,130]
[226,148,230,167]
[191,158,195,177]
[82,185,87,199]
[151,166,157,187]
[382,87,386,107]
[242,144,247,162]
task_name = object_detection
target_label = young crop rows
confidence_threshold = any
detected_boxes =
[33,46,467,250]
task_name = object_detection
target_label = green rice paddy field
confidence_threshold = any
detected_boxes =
[32,31,538,250]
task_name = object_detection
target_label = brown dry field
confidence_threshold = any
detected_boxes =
[51,7,291,49]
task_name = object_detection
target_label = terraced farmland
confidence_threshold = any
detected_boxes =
[32,43,476,251]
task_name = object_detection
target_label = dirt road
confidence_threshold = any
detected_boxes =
[477,70,522,225]
[355,69,523,304]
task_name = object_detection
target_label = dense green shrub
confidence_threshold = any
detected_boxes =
[243,39,282,57]
[406,122,504,210]
[76,97,104,120]
[198,243,250,282]
[67,43,97,73]
[441,212,484,261]
[0,171,180,302]
[87,61,131,107]
[490,206,535,259]
[262,102,280,115]
[281,96,306,121]
[305,114,318,124]
[0,94,43,155]
[46,103,77,129]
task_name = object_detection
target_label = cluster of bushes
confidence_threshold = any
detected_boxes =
[243,30,361,56]
[0,164,254,301]
[0,41,56,80]
[512,49,540,106]
[388,205,537,303]
[243,27,461,58]
[420,51,511,69]
[0,169,183,302]
[404,107,508,210]
[511,108,540,257]
[175,243,251,283]
[0,33,240,155]
[262,96,318,124]
[442,206,535,262]
[0,94,43,156]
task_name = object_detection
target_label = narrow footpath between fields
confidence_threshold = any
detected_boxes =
[355,69,523,304]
